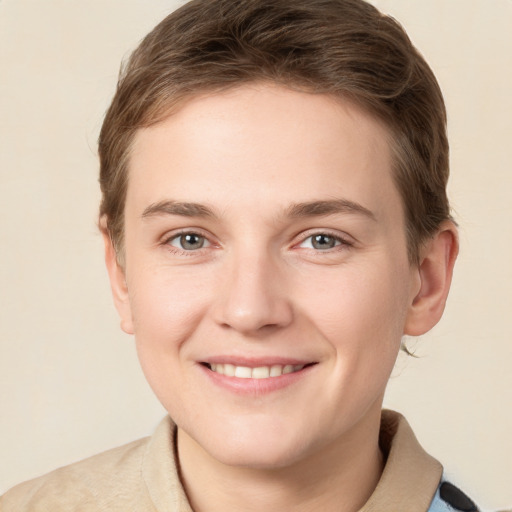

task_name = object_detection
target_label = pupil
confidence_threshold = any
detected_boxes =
[181,234,203,250]
[312,234,335,250]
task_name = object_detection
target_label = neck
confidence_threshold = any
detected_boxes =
[177,408,384,512]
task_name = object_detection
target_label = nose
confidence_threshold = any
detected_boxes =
[212,251,293,336]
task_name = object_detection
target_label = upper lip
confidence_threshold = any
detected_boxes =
[200,356,316,367]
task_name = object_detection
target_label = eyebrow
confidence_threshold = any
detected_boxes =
[142,200,217,219]
[285,199,376,221]
[141,198,376,222]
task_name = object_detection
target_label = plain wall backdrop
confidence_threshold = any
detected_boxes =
[0,0,511,509]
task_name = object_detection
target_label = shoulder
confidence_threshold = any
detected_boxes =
[0,435,154,511]
[428,480,480,512]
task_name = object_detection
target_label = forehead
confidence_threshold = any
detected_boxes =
[127,84,401,225]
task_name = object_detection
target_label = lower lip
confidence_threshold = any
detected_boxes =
[198,364,315,396]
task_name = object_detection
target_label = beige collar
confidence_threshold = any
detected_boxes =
[142,410,442,512]
[360,410,443,511]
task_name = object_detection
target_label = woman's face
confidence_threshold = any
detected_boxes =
[111,84,420,469]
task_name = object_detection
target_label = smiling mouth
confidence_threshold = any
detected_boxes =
[202,362,315,379]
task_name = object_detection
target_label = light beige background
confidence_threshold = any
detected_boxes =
[0,0,510,508]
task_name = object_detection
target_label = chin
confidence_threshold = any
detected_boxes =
[194,419,316,470]
[211,441,306,470]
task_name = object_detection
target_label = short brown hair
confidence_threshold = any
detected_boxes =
[99,0,450,263]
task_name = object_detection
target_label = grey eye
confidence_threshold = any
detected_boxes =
[170,233,208,250]
[299,234,340,250]
[311,234,337,250]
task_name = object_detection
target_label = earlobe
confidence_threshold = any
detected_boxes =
[100,219,134,335]
[404,221,459,336]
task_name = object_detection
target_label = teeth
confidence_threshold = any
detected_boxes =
[252,366,270,379]
[224,363,235,377]
[270,365,282,377]
[234,366,252,378]
[208,363,306,378]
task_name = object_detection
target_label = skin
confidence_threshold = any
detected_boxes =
[103,84,458,512]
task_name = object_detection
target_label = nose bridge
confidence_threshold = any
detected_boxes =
[213,243,292,334]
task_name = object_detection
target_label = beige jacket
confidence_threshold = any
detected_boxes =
[0,411,444,511]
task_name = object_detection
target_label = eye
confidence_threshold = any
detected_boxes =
[299,233,344,250]
[168,232,210,251]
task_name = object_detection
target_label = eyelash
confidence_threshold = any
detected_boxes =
[161,229,353,256]
[162,230,213,256]
[294,230,354,253]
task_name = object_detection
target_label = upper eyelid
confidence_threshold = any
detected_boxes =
[296,235,352,250]
[161,227,212,243]
[162,231,214,255]
[293,228,354,244]
[169,232,209,243]
[159,227,354,248]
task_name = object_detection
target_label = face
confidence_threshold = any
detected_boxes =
[114,84,422,469]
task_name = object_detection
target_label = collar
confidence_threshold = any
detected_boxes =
[141,410,442,512]
[360,409,443,511]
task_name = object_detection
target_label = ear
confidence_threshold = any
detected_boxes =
[100,218,134,335]
[404,221,459,336]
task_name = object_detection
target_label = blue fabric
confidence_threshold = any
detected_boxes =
[428,485,454,512]
[427,481,480,512]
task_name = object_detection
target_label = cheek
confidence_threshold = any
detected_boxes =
[127,266,212,352]
[295,260,410,354]
[127,268,215,409]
